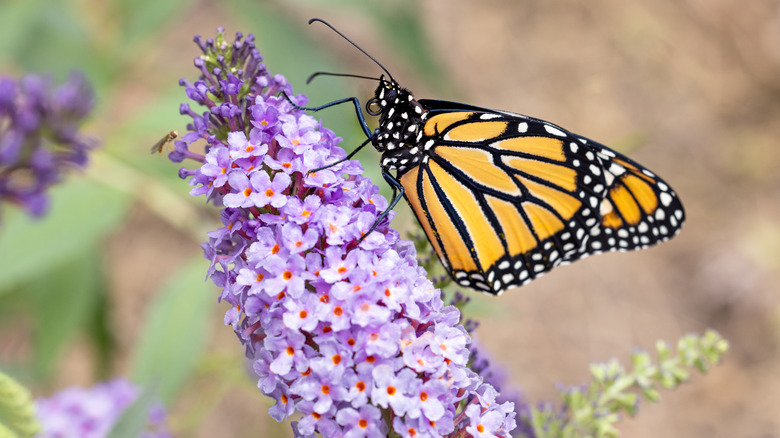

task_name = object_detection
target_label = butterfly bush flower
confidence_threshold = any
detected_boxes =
[34,379,170,438]
[0,72,95,218]
[173,28,516,437]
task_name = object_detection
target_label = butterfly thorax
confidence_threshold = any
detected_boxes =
[369,76,426,174]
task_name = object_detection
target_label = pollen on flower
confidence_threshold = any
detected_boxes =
[477,424,485,433]
[265,188,275,197]
[256,273,264,282]
[386,386,396,396]
[295,240,303,247]
[321,385,330,395]
[312,412,321,420]
[353,285,362,293]
[302,210,311,217]
[333,306,343,316]
[277,291,286,300]
[260,120,268,126]
[271,244,280,254]
[355,381,366,392]
[283,162,292,168]
[283,271,293,280]
[408,429,417,437]
[221,167,227,174]
[281,394,288,404]
[292,139,300,145]
[360,303,370,312]
[359,419,368,428]
[319,294,330,303]
[332,354,341,365]
[302,368,312,377]
[245,145,254,152]
[384,288,391,297]
[440,344,447,351]
[347,337,355,346]
[299,310,308,319]
[329,222,338,233]
[243,188,252,197]
[337,266,347,274]
[286,346,295,355]
[366,355,376,363]
[369,333,379,341]
[420,391,428,401]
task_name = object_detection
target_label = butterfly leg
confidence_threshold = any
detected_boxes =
[358,170,405,242]
[308,137,371,174]
[280,91,372,138]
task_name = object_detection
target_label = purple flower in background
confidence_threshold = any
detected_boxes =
[34,378,169,438]
[0,72,95,218]
[173,28,516,437]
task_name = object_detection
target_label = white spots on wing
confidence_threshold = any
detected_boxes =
[544,125,566,137]
[660,192,673,207]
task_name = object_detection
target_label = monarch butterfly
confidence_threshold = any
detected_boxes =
[296,19,684,295]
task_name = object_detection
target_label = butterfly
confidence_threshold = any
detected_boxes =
[150,130,178,154]
[296,19,685,295]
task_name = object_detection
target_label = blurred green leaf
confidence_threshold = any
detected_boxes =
[0,0,112,86]
[30,249,104,378]
[0,179,130,293]
[112,0,192,48]
[130,256,214,404]
[106,385,156,438]
[87,274,116,379]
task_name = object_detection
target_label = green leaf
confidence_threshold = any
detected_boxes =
[30,249,104,378]
[112,0,192,48]
[0,179,130,293]
[129,257,214,404]
[106,385,157,438]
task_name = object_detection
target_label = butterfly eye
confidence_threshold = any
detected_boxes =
[366,98,382,116]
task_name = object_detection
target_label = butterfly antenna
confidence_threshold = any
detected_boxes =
[308,18,395,82]
[306,72,380,85]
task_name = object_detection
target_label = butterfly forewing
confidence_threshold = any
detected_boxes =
[397,106,683,294]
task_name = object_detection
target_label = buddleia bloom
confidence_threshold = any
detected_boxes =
[173,28,516,437]
[0,72,95,218]
[34,379,169,438]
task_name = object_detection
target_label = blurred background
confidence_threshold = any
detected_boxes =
[1,0,778,436]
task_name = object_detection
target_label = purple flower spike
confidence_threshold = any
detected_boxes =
[0,72,95,218]
[173,27,516,437]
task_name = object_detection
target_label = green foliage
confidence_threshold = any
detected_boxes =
[0,370,41,438]
[527,330,729,438]
[129,257,215,404]
[106,385,157,438]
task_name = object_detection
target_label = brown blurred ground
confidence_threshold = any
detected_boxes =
[100,1,780,436]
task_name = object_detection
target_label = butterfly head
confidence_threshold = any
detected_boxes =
[368,76,426,171]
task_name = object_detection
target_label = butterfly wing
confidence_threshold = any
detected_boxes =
[400,101,684,294]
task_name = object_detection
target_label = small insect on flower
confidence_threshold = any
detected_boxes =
[288,19,686,296]
[150,130,178,154]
